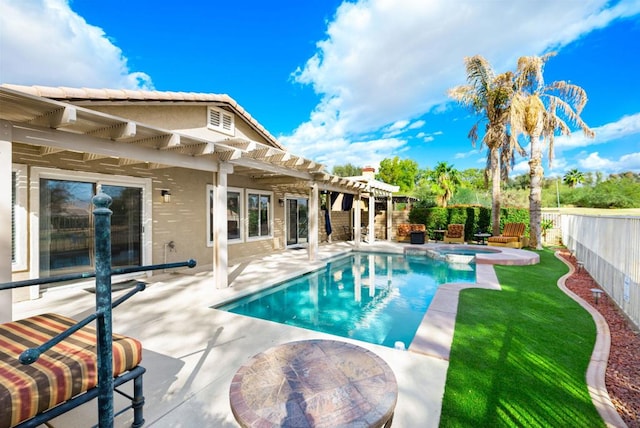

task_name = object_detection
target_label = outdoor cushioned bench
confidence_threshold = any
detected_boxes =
[487,222,527,248]
[0,312,145,428]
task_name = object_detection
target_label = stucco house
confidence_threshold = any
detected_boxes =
[0,84,398,320]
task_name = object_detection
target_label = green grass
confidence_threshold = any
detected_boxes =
[440,249,603,428]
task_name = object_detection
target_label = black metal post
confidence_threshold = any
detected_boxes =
[93,193,114,428]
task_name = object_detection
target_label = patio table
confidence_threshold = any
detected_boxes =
[433,229,446,242]
[474,232,492,245]
[229,339,397,428]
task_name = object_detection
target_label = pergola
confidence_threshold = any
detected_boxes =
[0,86,397,317]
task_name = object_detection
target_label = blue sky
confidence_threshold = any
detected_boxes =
[1,0,639,177]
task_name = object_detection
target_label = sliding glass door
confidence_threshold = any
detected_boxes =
[39,179,142,277]
[103,185,142,269]
[286,197,308,247]
[39,179,93,275]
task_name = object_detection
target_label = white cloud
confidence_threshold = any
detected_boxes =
[0,0,152,89]
[555,112,640,150]
[455,149,482,160]
[283,0,639,168]
[579,151,640,173]
[409,120,426,130]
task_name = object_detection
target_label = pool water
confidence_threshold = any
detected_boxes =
[217,252,476,349]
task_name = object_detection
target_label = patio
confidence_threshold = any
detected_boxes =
[12,242,538,427]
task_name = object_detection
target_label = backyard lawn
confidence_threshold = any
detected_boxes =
[440,249,603,427]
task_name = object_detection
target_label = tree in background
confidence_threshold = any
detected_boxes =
[561,175,640,208]
[459,168,487,191]
[331,163,362,177]
[377,156,419,193]
[563,168,585,188]
[511,53,595,249]
[449,55,524,235]
[430,161,461,207]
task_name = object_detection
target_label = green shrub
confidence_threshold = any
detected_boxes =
[409,205,493,241]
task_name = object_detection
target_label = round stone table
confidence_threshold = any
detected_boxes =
[229,339,398,427]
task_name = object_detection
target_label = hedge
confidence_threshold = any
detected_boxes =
[408,205,529,241]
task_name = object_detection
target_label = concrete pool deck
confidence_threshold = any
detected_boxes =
[9,241,560,427]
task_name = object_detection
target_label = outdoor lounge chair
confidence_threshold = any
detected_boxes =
[0,312,145,428]
[396,224,426,242]
[443,224,465,244]
[487,222,527,248]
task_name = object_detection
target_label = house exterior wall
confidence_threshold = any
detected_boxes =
[86,105,271,146]
[11,143,214,288]
[11,141,317,293]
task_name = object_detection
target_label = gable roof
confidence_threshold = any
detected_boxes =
[0,84,398,197]
[1,84,284,151]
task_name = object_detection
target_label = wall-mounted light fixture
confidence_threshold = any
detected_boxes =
[278,198,285,207]
[161,189,171,203]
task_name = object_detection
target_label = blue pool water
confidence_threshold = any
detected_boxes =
[217,252,476,348]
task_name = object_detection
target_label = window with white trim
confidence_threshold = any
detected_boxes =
[247,190,272,239]
[207,185,214,247]
[227,188,243,242]
[207,186,244,246]
[12,164,27,271]
[207,106,235,136]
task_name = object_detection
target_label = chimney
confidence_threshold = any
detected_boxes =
[362,166,375,180]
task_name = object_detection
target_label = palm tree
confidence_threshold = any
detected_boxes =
[510,53,595,249]
[563,168,584,188]
[449,56,524,235]
[430,161,460,207]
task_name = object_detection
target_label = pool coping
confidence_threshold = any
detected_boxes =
[407,243,539,358]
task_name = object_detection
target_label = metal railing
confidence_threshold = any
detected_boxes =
[0,193,196,427]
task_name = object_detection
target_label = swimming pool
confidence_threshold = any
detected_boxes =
[217,252,476,349]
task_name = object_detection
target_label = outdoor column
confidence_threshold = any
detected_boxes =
[0,121,12,321]
[308,183,319,261]
[354,195,362,249]
[386,195,393,241]
[214,163,232,289]
[368,193,375,243]
[326,194,332,243]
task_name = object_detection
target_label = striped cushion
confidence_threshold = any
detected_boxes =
[503,222,526,237]
[0,313,142,428]
[487,236,520,243]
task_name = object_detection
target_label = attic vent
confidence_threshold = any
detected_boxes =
[208,106,235,136]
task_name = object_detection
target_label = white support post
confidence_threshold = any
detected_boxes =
[0,121,12,321]
[368,193,375,243]
[326,195,332,243]
[214,163,232,289]
[308,183,319,261]
[386,196,393,241]
[354,195,362,249]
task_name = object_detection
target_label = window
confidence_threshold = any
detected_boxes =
[227,189,242,241]
[247,190,272,239]
[207,186,243,246]
[207,106,235,136]
[12,164,27,271]
[207,185,214,246]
